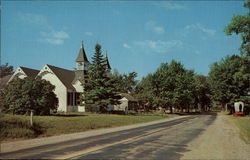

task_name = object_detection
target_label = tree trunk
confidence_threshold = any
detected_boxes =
[221,103,226,111]
[169,106,173,113]
[198,103,202,112]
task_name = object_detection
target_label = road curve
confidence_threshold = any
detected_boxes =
[0,113,216,159]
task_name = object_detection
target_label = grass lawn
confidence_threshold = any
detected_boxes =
[0,112,177,142]
[229,116,250,144]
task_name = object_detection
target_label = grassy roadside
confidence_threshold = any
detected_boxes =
[229,115,250,144]
[0,112,177,142]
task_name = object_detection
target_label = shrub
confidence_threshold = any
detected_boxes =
[0,77,58,115]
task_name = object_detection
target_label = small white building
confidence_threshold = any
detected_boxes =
[234,102,244,113]
[8,42,111,112]
[113,93,138,113]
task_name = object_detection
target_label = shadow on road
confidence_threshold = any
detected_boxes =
[74,113,218,160]
[0,113,218,159]
[175,111,218,116]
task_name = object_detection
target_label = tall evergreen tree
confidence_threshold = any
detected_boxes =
[82,44,120,112]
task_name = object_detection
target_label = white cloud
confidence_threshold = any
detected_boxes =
[39,30,69,45]
[40,38,64,45]
[123,43,131,49]
[133,40,182,53]
[184,23,216,36]
[18,13,51,29]
[84,32,93,36]
[162,2,187,10]
[18,13,70,45]
[145,21,165,34]
[53,31,69,39]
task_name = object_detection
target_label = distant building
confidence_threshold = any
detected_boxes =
[113,93,138,113]
[8,42,111,112]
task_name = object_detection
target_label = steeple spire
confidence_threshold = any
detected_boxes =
[76,40,89,63]
[81,40,84,49]
[103,50,111,70]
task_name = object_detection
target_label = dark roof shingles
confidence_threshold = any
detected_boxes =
[47,64,75,90]
[121,93,137,102]
[20,67,39,78]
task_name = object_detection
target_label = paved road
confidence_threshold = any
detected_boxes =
[0,113,216,159]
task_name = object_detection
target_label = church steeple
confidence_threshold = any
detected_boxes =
[103,51,111,71]
[75,41,89,63]
[75,41,89,71]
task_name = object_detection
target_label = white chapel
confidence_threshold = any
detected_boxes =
[8,42,111,112]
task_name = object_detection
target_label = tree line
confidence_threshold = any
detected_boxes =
[0,1,249,115]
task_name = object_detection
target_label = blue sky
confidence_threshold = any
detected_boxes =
[1,1,248,79]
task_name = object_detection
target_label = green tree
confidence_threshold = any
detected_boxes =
[111,70,138,94]
[83,44,121,112]
[0,77,58,115]
[208,55,250,110]
[224,1,250,56]
[135,60,197,113]
[135,73,160,111]
[0,63,13,78]
[193,75,211,112]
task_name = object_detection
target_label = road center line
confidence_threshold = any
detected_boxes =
[54,121,186,160]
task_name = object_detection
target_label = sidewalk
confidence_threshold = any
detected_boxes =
[1,115,188,153]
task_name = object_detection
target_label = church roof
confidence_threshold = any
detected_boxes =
[46,64,75,90]
[121,93,137,102]
[20,66,40,78]
[75,43,89,63]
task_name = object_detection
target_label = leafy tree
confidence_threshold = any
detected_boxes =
[0,63,13,78]
[135,60,197,113]
[0,77,58,115]
[135,73,159,111]
[208,55,250,110]
[224,1,250,56]
[122,72,138,94]
[111,69,138,94]
[154,61,196,113]
[83,44,121,112]
[193,75,211,112]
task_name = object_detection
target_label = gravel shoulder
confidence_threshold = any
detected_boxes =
[181,113,250,159]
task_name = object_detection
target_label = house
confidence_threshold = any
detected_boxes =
[113,93,138,113]
[8,42,111,112]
